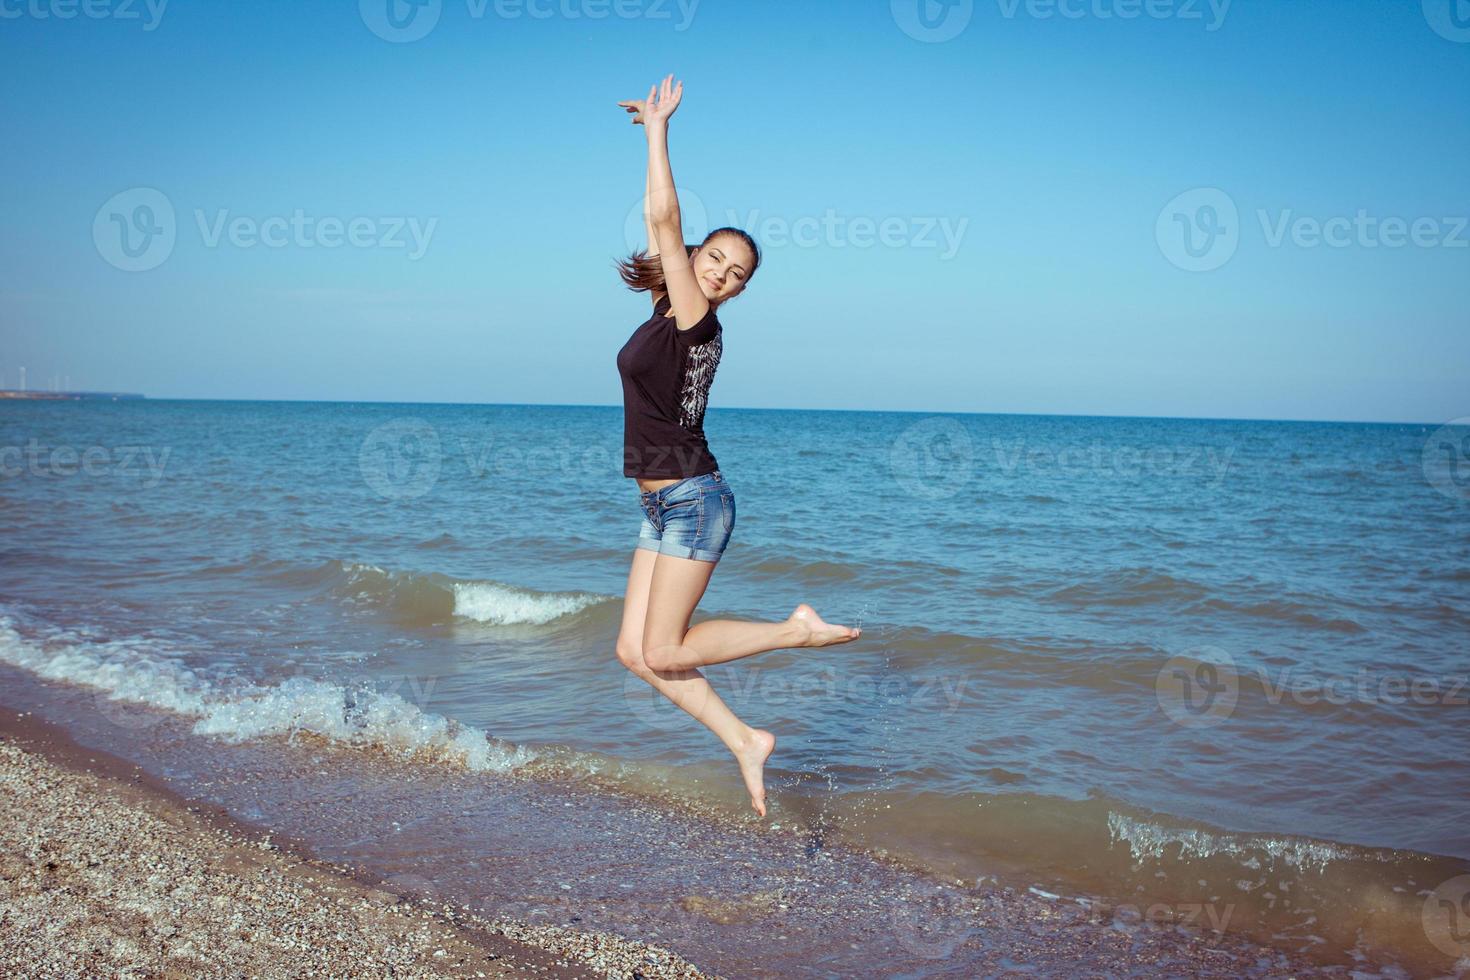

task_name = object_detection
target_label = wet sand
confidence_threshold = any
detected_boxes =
[0,709,715,980]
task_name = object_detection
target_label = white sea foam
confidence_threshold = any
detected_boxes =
[0,618,214,716]
[192,675,536,772]
[1106,811,1363,872]
[451,581,602,624]
[0,615,535,773]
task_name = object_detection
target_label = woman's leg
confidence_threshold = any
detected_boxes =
[640,553,861,672]
[617,548,776,816]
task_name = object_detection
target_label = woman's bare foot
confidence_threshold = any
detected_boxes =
[787,603,861,647]
[733,728,776,817]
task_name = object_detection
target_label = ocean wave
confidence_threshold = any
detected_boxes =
[1044,568,1211,608]
[744,555,860,584]
[413,532,459,550]
[1041,569,1368,635]
[1187,596,1366,634]
[1106,811,1370,872]
[271,559,608,626]
[0,615,535,774]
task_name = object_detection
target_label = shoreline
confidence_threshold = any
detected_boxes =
[0,672,1405,977]
[0,708,717,979]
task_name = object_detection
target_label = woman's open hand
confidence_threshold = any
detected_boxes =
[640,74,683,127]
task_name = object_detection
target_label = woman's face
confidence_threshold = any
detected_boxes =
[692,236,756,306]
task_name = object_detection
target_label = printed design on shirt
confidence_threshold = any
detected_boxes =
[678,330,722,431]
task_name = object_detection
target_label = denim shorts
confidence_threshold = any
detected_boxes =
[636,470,736,564]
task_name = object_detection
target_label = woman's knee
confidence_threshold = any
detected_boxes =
[641,636,686,672]
[615,639,649,673]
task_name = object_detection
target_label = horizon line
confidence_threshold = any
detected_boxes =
[3,394,1447,428]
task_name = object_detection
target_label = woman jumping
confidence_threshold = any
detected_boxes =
[613,74,861,818]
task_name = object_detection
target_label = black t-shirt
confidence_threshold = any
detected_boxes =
[616,293,723,478]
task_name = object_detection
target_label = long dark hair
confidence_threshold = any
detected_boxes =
[616,226,762,293]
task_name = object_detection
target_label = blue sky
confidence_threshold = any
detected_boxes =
[1,0,1466,422]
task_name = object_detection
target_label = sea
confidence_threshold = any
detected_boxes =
[2,399,1467,977]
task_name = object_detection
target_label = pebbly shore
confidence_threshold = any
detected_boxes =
[0,716,718,980]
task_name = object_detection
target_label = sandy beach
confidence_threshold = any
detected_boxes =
[0,710,716,980]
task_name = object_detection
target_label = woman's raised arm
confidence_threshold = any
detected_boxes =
[619,92,667,310]
[642,74,711,332]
